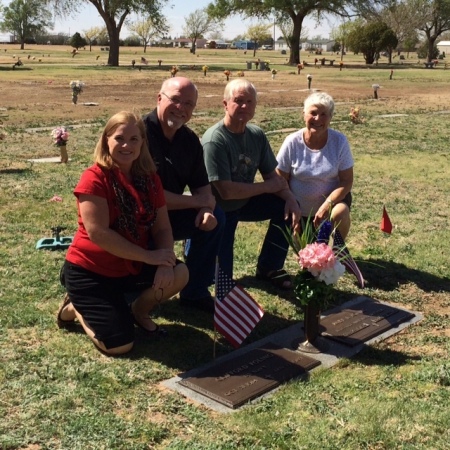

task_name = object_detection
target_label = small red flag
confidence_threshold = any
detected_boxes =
[380,206,392,234]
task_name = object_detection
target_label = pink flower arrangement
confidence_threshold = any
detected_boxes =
[298,242,345,285]
[282,218,346,307]
[51,126,69,147]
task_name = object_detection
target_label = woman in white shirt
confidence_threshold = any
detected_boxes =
[276,92,354,239]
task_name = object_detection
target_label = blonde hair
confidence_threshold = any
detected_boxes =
[94,111,156,176]
[223,79,257,101]
[303,92,335,117]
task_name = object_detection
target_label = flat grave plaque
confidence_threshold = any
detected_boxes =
[321,298,415,347]
[178,342,320,409]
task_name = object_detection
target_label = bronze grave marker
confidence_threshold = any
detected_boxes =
[178,342,320,409]
[320,297,415,347]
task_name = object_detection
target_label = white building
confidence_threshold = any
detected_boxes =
[437,41,450,56]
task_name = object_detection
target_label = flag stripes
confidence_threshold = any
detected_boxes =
[333,230,365,289]
[214,268,264,348]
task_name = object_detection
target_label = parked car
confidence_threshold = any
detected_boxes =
[261,45,273,50]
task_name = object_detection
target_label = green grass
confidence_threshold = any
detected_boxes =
[0,60,450,449]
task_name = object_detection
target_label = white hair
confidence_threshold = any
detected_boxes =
[303,92,335,117]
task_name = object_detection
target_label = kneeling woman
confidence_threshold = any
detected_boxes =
[58,111,188,355]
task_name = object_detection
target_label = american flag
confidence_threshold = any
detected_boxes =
[214,267,264,348]
[333,230,365,289]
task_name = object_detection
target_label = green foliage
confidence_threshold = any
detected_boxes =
[52,0,167,66]
[123,35,142,47]
[207,0,348,65]
[0,0,52,49]
[417,41,439,59]
[69,32,87,49]
[347,21,398,64]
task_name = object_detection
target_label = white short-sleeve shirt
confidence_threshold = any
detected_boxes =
[277,128,353,215]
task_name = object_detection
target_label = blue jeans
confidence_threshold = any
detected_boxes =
[219,194,290,278]
[169,206,225,299]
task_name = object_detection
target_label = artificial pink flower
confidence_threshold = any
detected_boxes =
[298,242,345,285]
[298,242,336,271]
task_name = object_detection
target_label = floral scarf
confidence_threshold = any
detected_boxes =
[108,168,158,249]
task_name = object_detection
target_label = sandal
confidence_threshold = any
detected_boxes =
[256,268,293,290]
[133,316,168,338]
[57,293,75,329]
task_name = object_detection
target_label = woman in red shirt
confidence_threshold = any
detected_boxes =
[57,111,188,355]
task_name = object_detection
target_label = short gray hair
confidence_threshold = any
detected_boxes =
[223,79,257,101]
[303,92,335,117]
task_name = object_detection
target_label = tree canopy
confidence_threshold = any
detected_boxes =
[52,0,167,66]
[183,8,222,54]
[0,0,52,49]
[207,0,348,65]
[247,23,271,56]
[409,0,450,61]
[347,21,398,64]
[83,26,104,51]
[128,15,168,52]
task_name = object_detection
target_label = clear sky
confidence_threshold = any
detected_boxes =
[1,0,334,41]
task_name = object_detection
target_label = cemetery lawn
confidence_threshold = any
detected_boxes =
[0,45,449,449]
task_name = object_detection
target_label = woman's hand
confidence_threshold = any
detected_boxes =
[152,265,175,290]
[313,202,331,228]
[145,248,176,267]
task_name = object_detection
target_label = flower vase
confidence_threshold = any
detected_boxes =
[59,145,68,164]
[297,301,327,354]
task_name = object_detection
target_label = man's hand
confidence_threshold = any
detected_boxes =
[195,209,218,231]
[264,175,288,194]
[193,193,216,211]
[284,197,301,234]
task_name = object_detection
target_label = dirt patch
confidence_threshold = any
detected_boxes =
[1,69,449,128]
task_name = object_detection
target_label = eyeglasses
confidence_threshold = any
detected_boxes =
[161,92,196,109]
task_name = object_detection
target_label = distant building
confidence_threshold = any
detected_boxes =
[275,37,335,52]
[437,41,450,56]
[304,39,336,53]
[0,33,15,43]
[232,40,258,50]
[205,40,230,49]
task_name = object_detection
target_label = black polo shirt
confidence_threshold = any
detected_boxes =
[143,109,209,195]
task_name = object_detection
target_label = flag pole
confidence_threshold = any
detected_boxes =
[213,256,219,359]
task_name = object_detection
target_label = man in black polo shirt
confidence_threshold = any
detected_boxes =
[143,77,224,312]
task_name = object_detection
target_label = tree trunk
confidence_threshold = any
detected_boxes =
[288,14,305,66]
[107,27,120,66]
[427,35,437,63]
[97,9,127,66]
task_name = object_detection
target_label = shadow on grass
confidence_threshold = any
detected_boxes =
[0,167,33,175]
[354,344,422,366]
[61,302,298,370]
[237,274,298,304]
[358,258,450,293]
